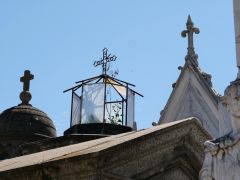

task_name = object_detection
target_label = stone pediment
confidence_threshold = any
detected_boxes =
[0,118,210,180]
[159,61,224,138]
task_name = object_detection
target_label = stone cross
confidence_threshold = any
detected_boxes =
[20,70,34,92]
[181,15,200,65]
[19,70,34,105]
[93,48,117,75]
[233,0,240,78]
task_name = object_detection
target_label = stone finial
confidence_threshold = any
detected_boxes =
[181,15,200,66]
[202,72,213,88]
[19,70,34,106]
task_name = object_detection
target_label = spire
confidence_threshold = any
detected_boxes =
[187,15,193,26]
[181,15,200,66]
[19,70,34,106]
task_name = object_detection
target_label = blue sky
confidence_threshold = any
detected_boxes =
[0,0,236,135]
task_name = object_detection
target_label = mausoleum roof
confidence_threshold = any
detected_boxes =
[0,105,56,138]
[0,118,210,179]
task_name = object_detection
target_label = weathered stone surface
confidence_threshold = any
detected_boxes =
[199,2,240,178]
[218,99,232,136]
[223,80,240,135]
[20,134,108,156]
[200,134,240,180]
[159,60,225,138]
[200,79,240,179]
[0,105,56,137]
[0,118,210,180]
[0,134,50,160]
[0,105,57,160]
[149,167,192,180]
[64,123,132,135]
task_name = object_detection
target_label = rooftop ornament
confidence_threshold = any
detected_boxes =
[181,15,200,66]
[64,48,143,132]
[19,70,34,106]
[93,47,117,75]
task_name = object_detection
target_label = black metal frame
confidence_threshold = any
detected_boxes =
[70,91,82,126]
[105,100,125,125]
[64,74,143,128]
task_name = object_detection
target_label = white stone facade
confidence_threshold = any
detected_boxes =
[200,133,240,180]
[159,60,229,138]
[200,80,240,179]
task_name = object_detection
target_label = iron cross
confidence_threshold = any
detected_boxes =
[181,15,200,61]
[20,70,34,92]
[93,48,117,75]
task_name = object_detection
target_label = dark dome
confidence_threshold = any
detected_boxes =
[0,105,56,138]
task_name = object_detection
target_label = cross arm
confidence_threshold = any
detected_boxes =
[193,27,200,34]
[181,30,188,37]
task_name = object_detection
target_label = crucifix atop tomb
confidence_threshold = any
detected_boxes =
[93,48,117,75]
[19,70,34,106]
[181,15,200,66]
[20,70,34,92]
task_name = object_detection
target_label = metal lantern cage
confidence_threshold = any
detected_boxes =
[64,74,143,129]
[64,48,143,131]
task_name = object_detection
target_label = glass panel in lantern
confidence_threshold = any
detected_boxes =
[81,83,105,124]
[105,102,124,125]
[71,92,81,126]
[106,78,126,98]
[127,89,135,128]
[105,83,125,102]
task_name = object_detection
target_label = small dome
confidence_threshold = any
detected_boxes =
[0,105,56,137]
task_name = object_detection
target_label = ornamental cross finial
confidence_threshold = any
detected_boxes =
[181,15,200,66]
[20,70,34,92]
[19,70,34,106]
[93,48,117,75]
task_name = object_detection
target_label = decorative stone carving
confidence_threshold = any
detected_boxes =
[200,80,240,179]
[200,133,240,180]
[19,70,34,106]
[201,72,212,88]
[218,98,232,137]
[181,15,200,66]
[159,16,224,138]
[224,80,240,135]
[200,1,240,178]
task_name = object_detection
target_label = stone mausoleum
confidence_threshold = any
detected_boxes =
[0,1,239,180]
